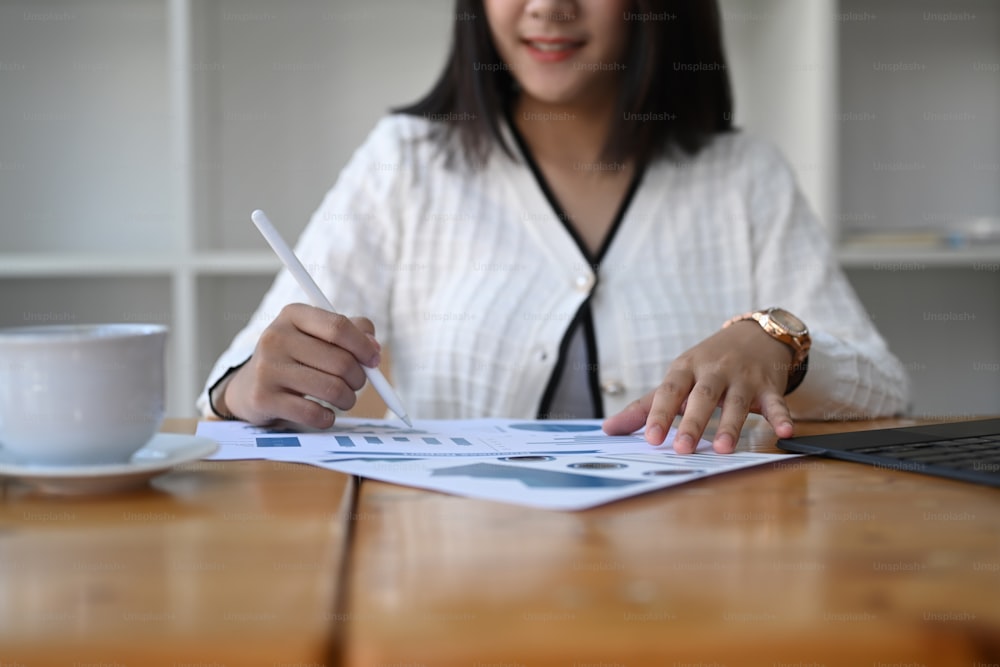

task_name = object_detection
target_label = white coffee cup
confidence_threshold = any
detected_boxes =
[0,323,167,466]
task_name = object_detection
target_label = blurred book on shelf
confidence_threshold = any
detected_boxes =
[842,217,1000,249]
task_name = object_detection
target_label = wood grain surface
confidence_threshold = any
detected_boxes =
[342,416,1000,666]
[3,417,999,666]
[0,419,355,666]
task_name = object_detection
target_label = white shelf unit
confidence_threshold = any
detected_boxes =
[834,0,1000,416]
[0,0,451,416]
[1,0,998,417]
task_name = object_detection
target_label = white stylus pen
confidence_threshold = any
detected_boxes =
[251,209,413,427]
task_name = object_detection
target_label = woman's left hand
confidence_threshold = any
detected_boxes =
[602,322,796,454]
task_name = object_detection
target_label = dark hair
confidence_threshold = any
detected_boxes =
[395,0,734,167]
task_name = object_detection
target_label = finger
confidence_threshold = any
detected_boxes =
[602,396,652,436]
[350,316,376,337]
[284,304,381,368]
[712,386,752,454]
[644,370,694,446]
[285,334,368,391]
[673,373,724,454]
[268,391,338,430]
[759,391,794,439]
[276,364,359,412]
[350,317,382,367]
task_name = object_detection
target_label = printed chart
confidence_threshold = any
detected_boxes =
[197,418,656,460]
[196,418,799,509]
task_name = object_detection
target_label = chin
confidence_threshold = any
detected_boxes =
[519,81,590,109]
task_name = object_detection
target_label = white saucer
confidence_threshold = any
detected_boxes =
[0,434,219,495]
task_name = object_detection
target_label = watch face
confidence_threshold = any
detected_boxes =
[768,308,807,334]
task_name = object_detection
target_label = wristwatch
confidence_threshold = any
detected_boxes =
[723,307,811,394]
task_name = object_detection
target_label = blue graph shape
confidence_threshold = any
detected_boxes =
[256,437,301,448]
[524,435,633,446]
[323,457,424,463]
[508,423,602,433]
[256,426,301,435]
[431,463,643,489]
[322,450,598,457]
[328,422,430,435]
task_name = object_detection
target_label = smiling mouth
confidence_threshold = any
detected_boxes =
[523,39,585,52]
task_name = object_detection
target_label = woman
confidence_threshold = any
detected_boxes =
[199,0,909,453]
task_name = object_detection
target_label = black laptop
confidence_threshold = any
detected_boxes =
[777,417,1000,487]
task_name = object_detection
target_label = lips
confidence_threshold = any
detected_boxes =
[524,38,583,51]
[521,36,585,62]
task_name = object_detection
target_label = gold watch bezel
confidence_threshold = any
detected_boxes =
[724,307,811,367]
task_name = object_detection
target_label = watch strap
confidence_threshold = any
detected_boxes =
[723,308,810,394]
[785,355,808,395]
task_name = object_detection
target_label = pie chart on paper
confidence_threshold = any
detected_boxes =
[507,423,602,433]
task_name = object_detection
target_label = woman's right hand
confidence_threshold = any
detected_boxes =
[216,303,381,428]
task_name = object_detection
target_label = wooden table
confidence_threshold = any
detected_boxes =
[2,417,999,666]
[0,419,355,665]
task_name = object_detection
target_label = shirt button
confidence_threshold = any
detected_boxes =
[601,381,625,396]
[534,348,550,363]
[574,274,594,292]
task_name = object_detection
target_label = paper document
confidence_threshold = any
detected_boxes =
[196,418,797,510]
[197,418,669,460]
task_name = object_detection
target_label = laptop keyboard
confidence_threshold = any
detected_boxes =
[851,435,1000,473]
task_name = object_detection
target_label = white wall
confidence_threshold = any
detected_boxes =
[190,0,453,251]
[838,0,1000,235]
[720,0,838,233]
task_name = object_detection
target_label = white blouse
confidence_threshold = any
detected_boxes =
[199,114,910,421]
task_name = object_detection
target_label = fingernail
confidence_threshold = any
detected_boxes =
[676,434,694,452]
[365,333,382,353]
[714,433,734,452]
[646,424,665,445]
[366,352,381,368]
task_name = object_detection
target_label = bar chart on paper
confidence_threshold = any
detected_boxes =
[313,420,607,457]
[332,433,475,450]
[196,418,661,461]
